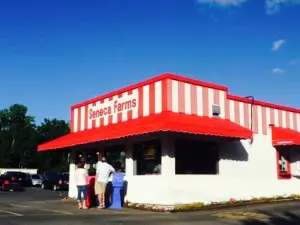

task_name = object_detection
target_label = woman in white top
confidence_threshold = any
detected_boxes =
[74,161,88,209]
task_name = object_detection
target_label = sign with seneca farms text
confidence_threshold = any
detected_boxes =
[89,93,138,120]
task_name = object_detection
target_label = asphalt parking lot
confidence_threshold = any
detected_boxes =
[2,188,300,224]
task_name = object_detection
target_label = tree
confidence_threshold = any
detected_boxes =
[0,104,37,168]
[36,118,70,172]
[0,104,70,172]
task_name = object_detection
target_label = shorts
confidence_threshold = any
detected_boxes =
[94,181,107,195]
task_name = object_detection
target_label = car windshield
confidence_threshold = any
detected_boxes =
[31,175,41,179]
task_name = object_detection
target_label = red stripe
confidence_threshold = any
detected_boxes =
[77,107,81,132]
[293,113,298,131]
[270,108,275,125]
[108,97,113,124]
[244,103,249,129]
[92,102,97,128]
[234,101,240,125]
[70,109,74,132]
[191,84,197,115]
[161,79,168,112]
[167,79,173,111]
[84,105,89,130]
[253,105,259,133]
[202,87,209,116]
[138,86,144,117]
[178,82,185,113]
[225,99,230,120]
[278,110,283,127]
[117,93,123,122]
[286,112,291,129]
[127,90,133,121]
[262,107,267,134]
[149,83,156,115]
[213,89,220,105]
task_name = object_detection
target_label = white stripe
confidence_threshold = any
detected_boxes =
[282,110,286,128]
[290,112,294,130]
[248,103,252,129]
[257,105,262,134]
[297,113,300,132]
[143,85,150,116]
[132,89,139,119]
[196,86,203,116]
[88,104,93,129]
[155,81,162,114]
[266,107,271,134]
[185,83,191,114]
[229,100,235,122]
[121,94,128,122]
[208,88,214,117]
[172,80,179,113]
[95,101,101,128]
[239,102,245,127]
[274,109,279,126]
[219,91,225,119]
[73,108,78,132]
[112,95,118,123]
[80,106,85,131]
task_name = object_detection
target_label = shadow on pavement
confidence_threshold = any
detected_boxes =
[243,212,300,225]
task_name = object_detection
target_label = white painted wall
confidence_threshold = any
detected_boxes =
[67,129,300,204]
[125,131,300,205]
[0,168,38,175]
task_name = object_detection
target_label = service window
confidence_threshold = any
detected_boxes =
[133,139,161,175]
[276,148,291,179]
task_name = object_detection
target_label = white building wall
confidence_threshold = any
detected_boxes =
[125,131,300,205]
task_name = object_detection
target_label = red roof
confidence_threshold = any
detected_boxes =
[271,126,300,146]
[38,112,253,151]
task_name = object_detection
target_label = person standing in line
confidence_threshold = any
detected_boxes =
[74,161,88,209]
[95,154,115,209]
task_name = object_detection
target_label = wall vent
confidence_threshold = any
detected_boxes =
[212,104,221,117]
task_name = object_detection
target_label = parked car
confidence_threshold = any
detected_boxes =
[3,171,31,186]
[0,175,22,191]
[41,172,69,191]
[30,174,42,186]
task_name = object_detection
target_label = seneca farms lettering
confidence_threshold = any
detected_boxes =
[89,98,137,120]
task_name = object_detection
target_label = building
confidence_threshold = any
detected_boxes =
[38,73,300,206]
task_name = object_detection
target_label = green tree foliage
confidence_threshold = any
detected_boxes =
[0,104,70,172]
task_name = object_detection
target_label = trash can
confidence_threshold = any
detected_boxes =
[109,173,125,209]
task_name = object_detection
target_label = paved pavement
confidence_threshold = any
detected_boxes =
[1,188,300,224]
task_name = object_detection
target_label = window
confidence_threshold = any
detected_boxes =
[133,139,161,175]
[175,139,219,175]
[276,148,291,179]
[105,145,126,172]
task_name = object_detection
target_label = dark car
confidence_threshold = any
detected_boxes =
[41,172,69,191]
[3,171,31,186]
[0,175,22,191]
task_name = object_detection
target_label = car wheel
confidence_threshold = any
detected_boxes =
[53,185,58,191]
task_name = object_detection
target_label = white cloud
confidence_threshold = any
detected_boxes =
[271,39,286,51]
[289,59,300,66]
[197,0,248,7]
[272,68,285,74]
[266,0,300,14]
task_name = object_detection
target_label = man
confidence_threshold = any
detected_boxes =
[95,154,115,209]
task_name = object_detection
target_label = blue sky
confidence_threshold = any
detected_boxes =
[0,0,300,123]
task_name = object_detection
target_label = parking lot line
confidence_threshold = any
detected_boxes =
[9,204,30,208]
[9,204,73,215]
[37,209,73,215]
[0,209,23,216]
